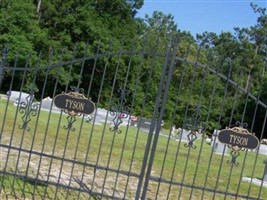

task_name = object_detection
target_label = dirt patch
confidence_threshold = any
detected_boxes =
[0,144,138,199]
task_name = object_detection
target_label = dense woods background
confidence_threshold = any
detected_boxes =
[0,0,266,137]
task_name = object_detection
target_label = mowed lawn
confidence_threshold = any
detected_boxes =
[0,97,266,199]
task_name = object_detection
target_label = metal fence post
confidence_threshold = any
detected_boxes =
[134,42,172,200]
[138,38,178,200]
[263,159,267,182]
[0,46,6,90]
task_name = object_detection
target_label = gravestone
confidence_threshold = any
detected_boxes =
[86,108,131,126]
[205,137,212,145]
[258,144,267,155]
[40,96,61,113]
[138,118,152,130]
[242,160,267,187]
[86,108,106,125]
[130,116,138,127]
[138,118,164,132]
[171,126,181,138]
[212,130,228,155]
[92,115,103,125]
[177,129,190,142]
[89,108,122,125]
[41,96,53,110]
[196,132,202,139]
[6,90,31,103]
[263,160,267,182]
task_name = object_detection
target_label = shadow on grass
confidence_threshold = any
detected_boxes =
[0,171,102,200]
[0,172,53,199]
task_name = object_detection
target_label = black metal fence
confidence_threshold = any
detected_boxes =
[0,38,267,199]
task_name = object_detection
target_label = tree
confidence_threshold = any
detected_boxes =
[0,0,145,99]
[0,0,48,56]
[36,0,144,49]
[0,0,50,93]
[196,3,267,137]
[234,3,267,138]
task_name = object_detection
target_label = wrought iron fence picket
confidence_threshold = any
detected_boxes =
[0,39,266,200]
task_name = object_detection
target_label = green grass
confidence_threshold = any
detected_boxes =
[0,97,266,199]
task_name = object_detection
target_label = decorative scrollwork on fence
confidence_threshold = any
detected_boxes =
[54,86,95,132]
[62,91,82,132]
[227,146,244,166]
[63,115,77,132]
[226,122,249,166]
[184,130,198,149]
[184,105,203,149]
[218,121,259,166]
[18,92,39,131]
[109,88,130,134]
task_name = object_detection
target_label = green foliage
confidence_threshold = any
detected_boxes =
[0,0,49,55]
